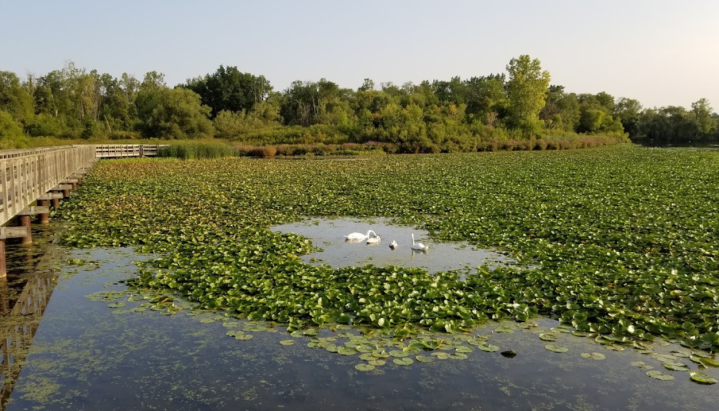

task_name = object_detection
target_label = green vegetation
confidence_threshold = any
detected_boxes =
[6,55,716,153]
[56,146,719,351]
[157,141,237,159]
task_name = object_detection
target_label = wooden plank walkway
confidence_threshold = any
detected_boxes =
[95,144,166,158]
[0,146,96,227]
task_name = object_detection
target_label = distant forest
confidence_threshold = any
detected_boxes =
[1,55,717,152]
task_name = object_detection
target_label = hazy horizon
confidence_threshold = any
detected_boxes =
[1,0,717,110]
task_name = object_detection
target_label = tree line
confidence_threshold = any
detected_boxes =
[1,55,717,151]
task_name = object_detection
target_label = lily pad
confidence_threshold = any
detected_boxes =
[235,334,254,341]
[478,344,499,352]
[663,363,689,372]
[539,333,557,342]
[416,355,435,363]
[545,344,568,353]
[581,352,606,360]
[699,357,719,368]
[107,302,126,308]
[631,361,653,370]
[431,352,450,359]
[389,350,409,358]
[338,347,356,356]
[368,360,386,366]
[280,340,295,346]
[393,358,413,366]
[450,353,468,360]
[647,370,675,381]
[689,371,717,385]
[355,363,375,372]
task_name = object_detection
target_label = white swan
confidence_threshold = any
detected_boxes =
[389,240,398,250]
[345,229,377,242]
[411,233,429,251]
[366,235,381,245]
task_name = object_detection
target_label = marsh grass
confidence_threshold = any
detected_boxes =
[157,141,238,159]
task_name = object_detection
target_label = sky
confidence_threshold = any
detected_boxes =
[1,0,718,109]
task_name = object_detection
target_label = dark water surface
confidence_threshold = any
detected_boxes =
[1,224,717,411]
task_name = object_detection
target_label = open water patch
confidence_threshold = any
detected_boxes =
[271,217,515,274]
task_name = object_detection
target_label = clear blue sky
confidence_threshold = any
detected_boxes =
[1,0,717,110]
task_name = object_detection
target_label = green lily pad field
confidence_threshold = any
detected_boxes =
[57,146,719,347]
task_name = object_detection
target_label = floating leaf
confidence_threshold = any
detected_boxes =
[107,302,126,308]
[478,344,499,352]
[631,361,653,370]
[581,352,605,360]
[235,334,253,341]
[393,358,413,366]
[663,363,689,372]
[389,350,409,358]
[689,372,717,384]
[338,347,356,356]
[545,344,568,353]
[450,353,468,360]
[355,363,375,372]
[539,333,557,342]
[431,352,450,359]
[280,340,295,346]
[368,360,385,366]
[416,355,435,363]
[647,371,675,381]
[699,358,719,367]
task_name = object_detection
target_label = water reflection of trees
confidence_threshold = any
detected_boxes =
[0,274,57,410]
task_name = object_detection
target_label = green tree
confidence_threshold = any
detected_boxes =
[505,55,551,131]
[136,86,214,139]
[691,98,717,138]
[614,98,643,138]
[540,85,580,131]
[183,66,272,118]
[0,110,25,145]
[463,74,508,125]
[0,71,35,124]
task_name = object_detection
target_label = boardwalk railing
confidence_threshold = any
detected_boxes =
[95,144,166,158]
[0,146,96,226]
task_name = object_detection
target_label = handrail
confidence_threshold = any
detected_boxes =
[0,145,96,226]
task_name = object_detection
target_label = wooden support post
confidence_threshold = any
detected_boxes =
[19,215,32,245]
[52,197,60,208]
[0,239,5,278]
[19,206,50,225]
[63,188,70,198]
[37,199,48,207]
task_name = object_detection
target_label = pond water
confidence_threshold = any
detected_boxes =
[1,224,717,410]
[271,217,515,274]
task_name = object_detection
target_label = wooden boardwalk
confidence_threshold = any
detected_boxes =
[0,144,167,276]
[95,144,165,159]
[0,146,96,227]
